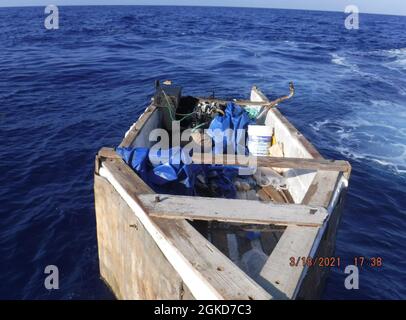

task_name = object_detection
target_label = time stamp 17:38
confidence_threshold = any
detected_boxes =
[289,256,383,268]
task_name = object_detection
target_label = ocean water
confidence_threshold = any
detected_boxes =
[0,6,405,299]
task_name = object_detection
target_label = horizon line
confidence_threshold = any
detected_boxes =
[0,4,405,18]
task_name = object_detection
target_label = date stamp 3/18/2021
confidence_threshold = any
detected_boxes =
[289,256,383,268]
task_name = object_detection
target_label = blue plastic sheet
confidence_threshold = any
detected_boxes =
[116,146,238,198]
[208,102,254,155]
[115,103,255,198]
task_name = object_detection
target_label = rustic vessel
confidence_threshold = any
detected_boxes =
[94,84,351,300]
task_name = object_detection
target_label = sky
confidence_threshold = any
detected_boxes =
[0,0,405,16]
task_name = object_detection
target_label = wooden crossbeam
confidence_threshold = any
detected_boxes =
[138,194,328,227]
[191,153,351,173]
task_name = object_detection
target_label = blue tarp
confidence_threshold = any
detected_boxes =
[116,146,239,198]
[208,102,254,155]
[116,102,253,198]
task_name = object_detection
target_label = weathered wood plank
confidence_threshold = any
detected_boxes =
[95,174,189,299]
[138,194,328,227]
[103,158,153,195]
[259,226,320,299]
[191,153,351,173]
[301,171,341,207]
[281,189,295,204]
[262,186,287,204]
[257,189,272,202]
[98,147,121,159]
[95,147,121,174]
[99,159,272,300]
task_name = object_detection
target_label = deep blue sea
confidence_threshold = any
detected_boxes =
[0,6,405,300]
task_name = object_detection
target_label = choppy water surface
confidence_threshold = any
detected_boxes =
[0,6,405,299]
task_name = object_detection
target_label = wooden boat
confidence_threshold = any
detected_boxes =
[93,83,351,300]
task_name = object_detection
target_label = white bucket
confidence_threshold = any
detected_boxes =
[247,125,272,156]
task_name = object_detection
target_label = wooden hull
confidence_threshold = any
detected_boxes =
[93,86,350,300]
[296,188,348,299]
[94,170,347,299]
[95,174,194,299]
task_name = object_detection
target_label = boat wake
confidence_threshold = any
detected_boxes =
[330,53,359,72]
[330,51,406,96]
[380,48,406,70]
[310,99,406,176]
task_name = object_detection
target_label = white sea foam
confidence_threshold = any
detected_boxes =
[382,48,406,70]
[310,100,406,176]
[283,40,299,48]
[309,119,330,132]
[331,53,365,74]
[330,52,406,96]
[385,47,406,56]
[330,53,356,69]
[331,53,346,66]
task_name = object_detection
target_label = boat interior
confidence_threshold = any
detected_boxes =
[95,83,351,299]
